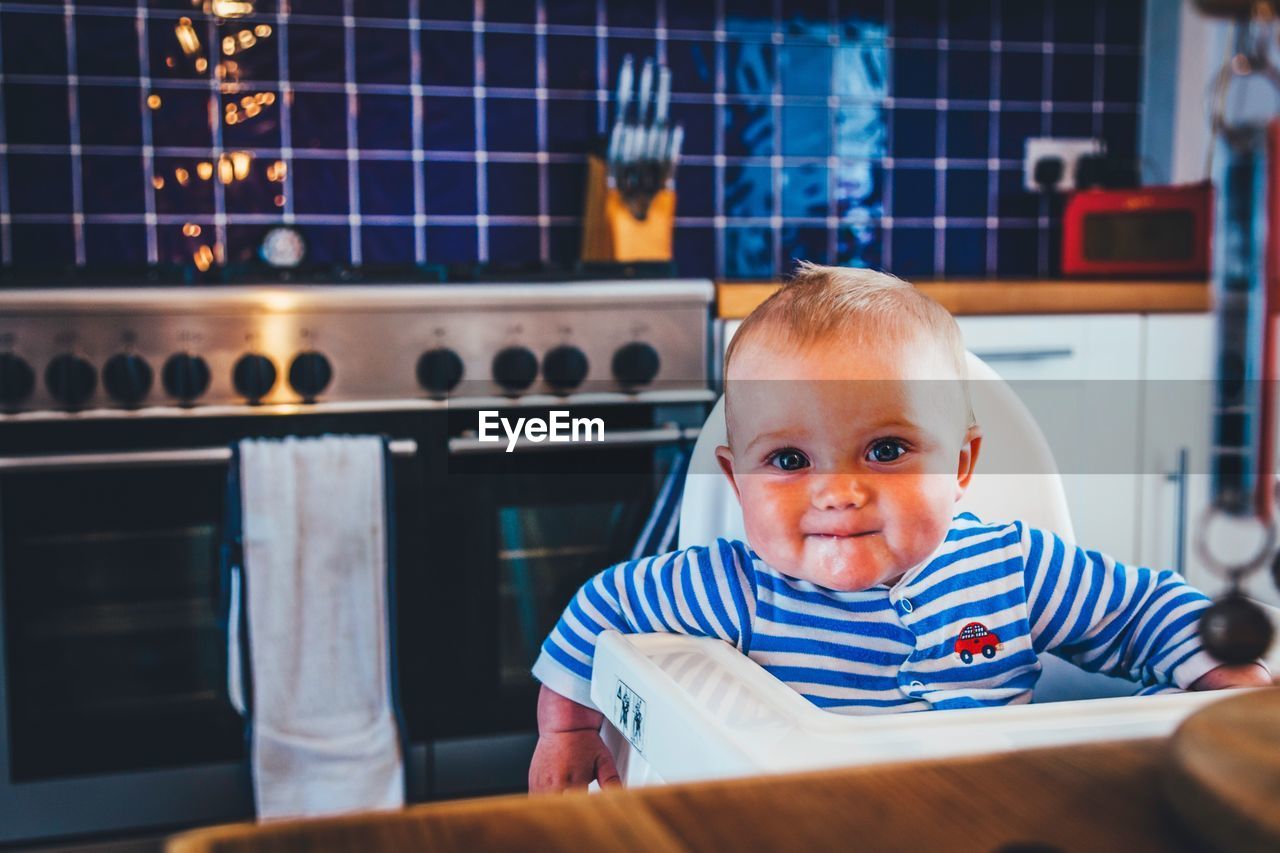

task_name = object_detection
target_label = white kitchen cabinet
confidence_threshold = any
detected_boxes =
[1140,314,1279,607]
[956,315,1146,564]
[956,315,1145,381]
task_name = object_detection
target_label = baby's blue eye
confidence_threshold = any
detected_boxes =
[769,449,810,471]
[867,440,906,463]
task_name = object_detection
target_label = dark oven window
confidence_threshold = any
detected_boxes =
[2,466,243,782]
[496,493,650,690]
[410,404,696,742]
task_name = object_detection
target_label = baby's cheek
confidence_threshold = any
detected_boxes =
[901,482,955,557]
[739,479,803,567]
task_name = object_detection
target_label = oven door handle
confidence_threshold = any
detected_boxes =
[0,439,419,472]
[448,425,700,455]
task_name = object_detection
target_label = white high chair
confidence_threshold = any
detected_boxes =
[592,353,1280,787]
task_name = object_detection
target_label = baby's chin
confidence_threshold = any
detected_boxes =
[779,537,904,591]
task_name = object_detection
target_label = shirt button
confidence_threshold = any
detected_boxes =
[899,598,914,613]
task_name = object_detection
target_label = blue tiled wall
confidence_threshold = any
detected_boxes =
[0,0,1144,280]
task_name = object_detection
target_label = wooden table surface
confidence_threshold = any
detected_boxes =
[717,280,1212,319]
[169,738,1203,853]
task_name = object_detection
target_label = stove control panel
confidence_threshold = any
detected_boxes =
[0,280,713,417]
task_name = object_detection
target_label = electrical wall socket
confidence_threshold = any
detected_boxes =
[1023,137,1106,192]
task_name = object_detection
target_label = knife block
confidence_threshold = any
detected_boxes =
[580,154,676,263]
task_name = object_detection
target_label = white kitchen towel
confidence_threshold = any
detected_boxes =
[229,435,404,820]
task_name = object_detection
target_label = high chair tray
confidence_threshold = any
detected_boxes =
[589,631,1260,785]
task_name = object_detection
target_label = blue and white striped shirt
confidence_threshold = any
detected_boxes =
[532,513,1220,713]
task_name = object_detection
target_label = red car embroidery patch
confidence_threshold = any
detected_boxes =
[954,621,1004,664]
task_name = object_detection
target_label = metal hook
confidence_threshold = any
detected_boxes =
[1194,503,1278,581]
[1210,12,1280,138]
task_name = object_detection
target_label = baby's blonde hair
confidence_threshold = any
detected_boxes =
[724,262,974,424]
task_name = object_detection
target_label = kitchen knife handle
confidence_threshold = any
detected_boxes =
[654,66,671,126]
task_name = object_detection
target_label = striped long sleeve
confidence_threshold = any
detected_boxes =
[1020,525,1218,689]
[532,540,759,706]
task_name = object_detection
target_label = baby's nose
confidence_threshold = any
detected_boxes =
[811,474,869,510]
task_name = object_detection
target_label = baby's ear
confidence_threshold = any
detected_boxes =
[714,445,743,501]
[954,425,983,499]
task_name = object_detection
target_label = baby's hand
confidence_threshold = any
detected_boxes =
[528,729,621,794]
[1189,662,1273,690]
[529,684,621,794]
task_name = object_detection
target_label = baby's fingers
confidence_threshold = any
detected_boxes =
[595,747,622,789]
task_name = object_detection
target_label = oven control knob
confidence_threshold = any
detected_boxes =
[543,345,589,392]
[103,353,154,406]
[612,342,660,387]
[0,353,36,406]
[417,348,464,395]
[492,346,538,393]
[162,353,211,402]
[288,351,332,400]
[233,353,277,402]
[45,354,97,408]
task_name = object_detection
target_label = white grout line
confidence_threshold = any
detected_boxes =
[343,0,361,265]
[409,0,426,263]
[594,0,608,134]
[205,15,227,265]
[63,1,85,265]
[135,0,157,264]
[0,14,10,264]
[0,141,1027,169]
[986,0,1003,277]
[656,0,669,66]
[0,211,1041,227]
[0,70,1142,112]
[1037,0,1054,279]
[535,0,550,263]
[882,0,895,272]
[770,0,783,277]
[278,0,295,223]
[713,0,726,278]
[933,0,949,275]
[473,0,488,262]
[0,3,1143,56]
[825,0,838,265]
[1092,0,1106,140]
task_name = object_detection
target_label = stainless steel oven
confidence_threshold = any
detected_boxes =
[0,282,713,844]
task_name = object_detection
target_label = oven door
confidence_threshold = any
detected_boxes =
[411,402,704,798]
[0,414,424,844]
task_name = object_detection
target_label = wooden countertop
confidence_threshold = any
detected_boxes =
[717,279,1212,319]
[168,738,1202,853]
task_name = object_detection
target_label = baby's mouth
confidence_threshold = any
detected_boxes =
[807,530,880,540]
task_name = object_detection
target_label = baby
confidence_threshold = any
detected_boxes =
[529,263,1272,793]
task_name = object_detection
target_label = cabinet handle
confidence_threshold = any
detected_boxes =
[970,348,1075,364]
[1165,447,1189,576]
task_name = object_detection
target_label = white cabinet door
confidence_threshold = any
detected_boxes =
[957,315,1145,564]
[1141,314,1280,607]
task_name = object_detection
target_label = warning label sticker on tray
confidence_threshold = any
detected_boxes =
[613,679,646,755]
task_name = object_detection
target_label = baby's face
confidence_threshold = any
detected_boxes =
[716,331,980,591]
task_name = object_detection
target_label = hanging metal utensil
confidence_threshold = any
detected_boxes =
[1198,11,1280,664]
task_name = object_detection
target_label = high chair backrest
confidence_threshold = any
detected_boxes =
[679,351,1076,548]
[676,351,1131,703]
